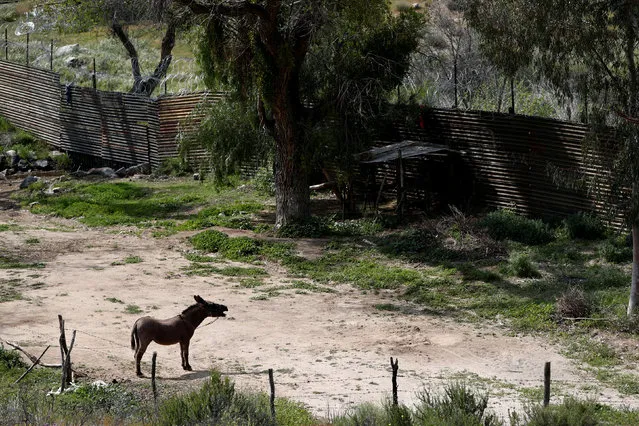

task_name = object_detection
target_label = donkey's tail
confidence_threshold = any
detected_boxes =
[131,323,138,351]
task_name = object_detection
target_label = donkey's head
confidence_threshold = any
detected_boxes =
[194,295,228,317]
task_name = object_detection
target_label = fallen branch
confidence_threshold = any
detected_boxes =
[14,345,50,384]
[4,341,62,368]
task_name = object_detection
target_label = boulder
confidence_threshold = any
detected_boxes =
[87,167,118,179]
[17,159,30,171]
[34,159,50,170]
[19,176,39,189]
[55,44,80,57]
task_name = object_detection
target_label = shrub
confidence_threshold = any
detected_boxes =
[252,167,275,196]
[600,235,633,263]
[53,153,73,170]
[414,383,502,426]
[563,213,606,240]
[508,253,541,278]
[0,115,15,132]
[156,157,192,177]
[158,371,276,426]
[277,216,331,238]
[509,398,599,426]
[190,230,230,253]
[481,209,554,245]
[556,287,591,319]
[0,347,26,370]
[222,236,263,261]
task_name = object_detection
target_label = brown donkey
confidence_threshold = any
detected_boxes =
[130,295,228,377]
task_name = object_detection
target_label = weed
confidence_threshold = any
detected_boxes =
[25,237,40,244]
[239,278,265,288]
[374,303,401,311]
[124,256,142,264]
[105,297,124,304]
[0,256,45,269]
[507,253,541,278]
[563,213,607,240]
[556,287,591,319]
[124,305,142,314]
[481,209,554,245]
[509,398,599,426]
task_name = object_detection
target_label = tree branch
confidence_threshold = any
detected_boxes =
[173,0,269,20]
[111,16,141,79]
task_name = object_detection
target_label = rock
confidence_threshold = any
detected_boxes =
[115,167,127,178]
[65,57,86,68]
[193,173,201,181]
[87,167,118,179]
[17,159,30,171]
[55,44,80,57]
[34,159,50,170]
[20,175,39,189]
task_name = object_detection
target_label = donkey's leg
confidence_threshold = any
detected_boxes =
[180,340,192,371]
[135,339,151,377]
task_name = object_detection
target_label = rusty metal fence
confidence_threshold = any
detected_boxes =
[0,59,625,225]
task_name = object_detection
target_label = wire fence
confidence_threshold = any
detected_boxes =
[3,320,639,416]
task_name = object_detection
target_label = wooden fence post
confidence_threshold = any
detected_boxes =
[268,368,276,420]
[92,58,97,89]
[50,40,53,71]
[151,352,158,403]
[61,330,76,392]
[25,33,28,67]
[4,29,7,60]
[390,357,399,406]
[543,361,551,407]
[58,315,74,391]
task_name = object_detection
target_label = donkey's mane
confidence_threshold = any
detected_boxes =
[181,303,203,315]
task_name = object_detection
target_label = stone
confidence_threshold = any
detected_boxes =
[55,44,80,57]
[19,175,39,189]
[34,159,50,170]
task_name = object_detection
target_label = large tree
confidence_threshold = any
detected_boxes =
[466,0,639,315]
[172,0,421,227]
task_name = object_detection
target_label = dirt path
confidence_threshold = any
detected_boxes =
[1,185,637,420]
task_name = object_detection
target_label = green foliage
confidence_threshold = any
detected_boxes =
[180,200,264,231]
[0,347,27,370]
[53,153,72,171]
[510,398,599,426]
[190,230,230,253]
[158,371,276,426]
[564,213,607,240]
[155,157,192,177]
[124,304,142,314]
[481,210,554,245]
[599,236,632,264]
[179,100,272,184]
[276,216,332,238]
[251,167,275,196]
[414,383,502,426]
[0,115,15,133]
[507,253,542,278]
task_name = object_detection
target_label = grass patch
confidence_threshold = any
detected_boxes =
[124,304,143,314]
[0,256,45,269]
[185,263,268,278]
[0,279,23,302]
[374,303,401,311]
[239,277,265,288]
[124,256,143,264]
[105,297,124,304]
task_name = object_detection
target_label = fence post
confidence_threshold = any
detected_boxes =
[151,352,158,403]
[510,77,515,114]
[543,361,551,407]
[26,33,28,67]
[92,58,97,89]
[268,368,276,420]
[453,59,458,109]
[50,40,53,71]
[390,357,399,406]
[4,29,7,60]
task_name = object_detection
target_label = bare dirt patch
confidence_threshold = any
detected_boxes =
[1,186,637,420]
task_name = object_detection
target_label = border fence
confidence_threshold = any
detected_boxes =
[0,58,626,227]
[0,59,219,170]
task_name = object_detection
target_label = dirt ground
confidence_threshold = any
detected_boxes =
[0,182,638,421]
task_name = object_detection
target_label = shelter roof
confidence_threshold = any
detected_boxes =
[358,140,453,164]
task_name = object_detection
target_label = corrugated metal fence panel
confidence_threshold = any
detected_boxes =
[0,60,60,147]
[60,87,159,166]
[394,108,624,227]
[156,92,226,167]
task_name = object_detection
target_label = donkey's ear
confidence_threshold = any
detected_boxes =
[194,295,205,304]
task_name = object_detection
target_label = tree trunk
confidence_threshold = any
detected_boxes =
[628,223,639,316]
[272,86,310,228]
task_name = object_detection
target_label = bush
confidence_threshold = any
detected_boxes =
[414,383,502,426]
[564,213,607,240]
[0,346,26,370]
[190,230,230,253]
[158,371,276,426]
[556,287,591,319]
[277,216,331,238]
[600,235,633,263]
[481,209,554,245]
[156,157,192,177]
[508,253,541,278]
[510,398,599,426]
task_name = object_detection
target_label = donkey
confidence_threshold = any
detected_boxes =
[130,295,228,377]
